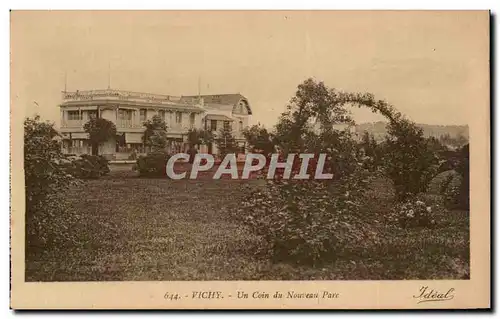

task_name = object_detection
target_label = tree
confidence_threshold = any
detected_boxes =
[358,131,382,171]
[187,128,214,148]
[242,124,275,158]
[83,118,117,156]
[143,115,168,153]
[274,78,352,153]
[273,78,441,200]
[24,116,77,256]
[439,133,468,149]
[381,119,440,200]
[359,131,378,156]
[455,143,469,209]
[455,133,468,148]
[216,122,238,159]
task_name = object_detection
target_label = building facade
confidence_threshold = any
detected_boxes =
[59,89,252,160]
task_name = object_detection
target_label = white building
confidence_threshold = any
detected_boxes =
[59,89,252,160]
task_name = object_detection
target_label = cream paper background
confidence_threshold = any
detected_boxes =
[10,10,490,309]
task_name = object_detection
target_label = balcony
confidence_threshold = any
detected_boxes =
[117,119,144,130]
[117,119,133,128]
[61,120,83,128]
[61,89,193,106]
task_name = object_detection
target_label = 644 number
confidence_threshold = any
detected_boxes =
[164,292,181,301]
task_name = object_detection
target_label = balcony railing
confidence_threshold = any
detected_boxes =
[61,89,195,106]
[62,120,83,128]
[117,119,133,128]
[63,146,92,155]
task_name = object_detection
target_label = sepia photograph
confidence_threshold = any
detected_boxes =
[10,10,490,309]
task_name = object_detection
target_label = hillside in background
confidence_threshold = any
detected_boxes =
[355,121,469,141]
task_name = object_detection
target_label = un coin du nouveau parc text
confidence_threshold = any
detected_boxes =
[164,291,340,300]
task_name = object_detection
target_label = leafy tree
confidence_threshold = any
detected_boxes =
[24,116,77,256]
[439,133,468,149]
[455,133,469,148]
[242,124,275,157]
[455,143,469,209]
[331,91,442,200]
[358,131,382,171]
[274,78,352,153]
[187,128,214,148]
[360,131,376,156]
[216,122,238,159]
[381,118,440,200]
[142,115,168,153]
[83,118,117,156]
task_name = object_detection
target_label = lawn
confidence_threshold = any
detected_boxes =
[26,173,470,281]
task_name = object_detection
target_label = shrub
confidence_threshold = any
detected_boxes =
[24,116,80,258]
[388,198,439,228]
[63,154,110,179]
[136,152,170,177]
[240,163,378,266]
[427,170,461,194]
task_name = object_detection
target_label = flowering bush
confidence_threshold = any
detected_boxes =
[240,179,375,265]
[444,183,462,208]
[240,146,379,266]
[390,199,436,228]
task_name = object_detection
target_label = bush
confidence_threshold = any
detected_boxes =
[388,197,440,229]
[392,200,435,228]
[24,117,80,258]
[136,152,170,177]
[427,170,462,195]
[63,154,110,179]
[240,164,378,266]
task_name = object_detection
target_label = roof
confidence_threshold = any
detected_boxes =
[181,94,252,115]
[205,114,234,121]
[181,94,242,105]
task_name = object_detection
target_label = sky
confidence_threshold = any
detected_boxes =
[11,11,489,128]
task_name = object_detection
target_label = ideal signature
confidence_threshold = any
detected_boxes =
[413,286,455,304]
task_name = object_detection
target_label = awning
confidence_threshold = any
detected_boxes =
[205,114,234,121]
[80,106,98,110]
[125,132,143,144]
[64,132,89,139]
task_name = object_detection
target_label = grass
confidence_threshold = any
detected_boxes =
[25,172,470,281]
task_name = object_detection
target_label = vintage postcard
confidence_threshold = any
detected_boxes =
[10,10,490,309]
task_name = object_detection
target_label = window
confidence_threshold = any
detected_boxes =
[212,95,221,104]
[189,113,195,128]
[140,109,147,122]
[71,139,85,148]
[176,112,182,124]
[118,109,132,120]
[223,121,230,130]
[87,111,98,119]
[159,110,166,120]
[67,110,81,121]
[210,120,217,131]
[239,120,243,131]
